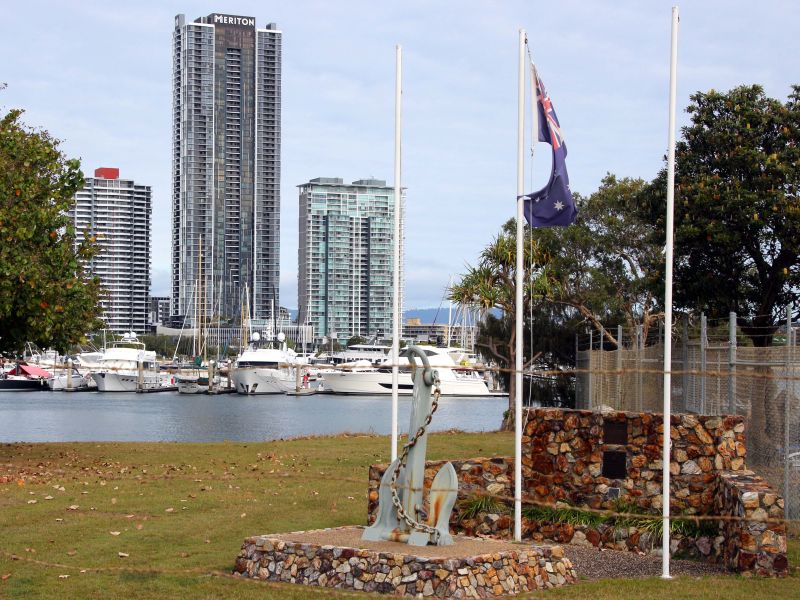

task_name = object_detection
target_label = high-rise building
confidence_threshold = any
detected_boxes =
[172,13,281,325]
[297,178,404,342]
[70,168,151,333]
[148,296,171,329]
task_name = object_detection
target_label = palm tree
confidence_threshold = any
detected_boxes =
[449,223,553,430]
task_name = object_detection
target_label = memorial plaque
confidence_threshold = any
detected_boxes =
[601,450,627,479]
[603,421,628,445]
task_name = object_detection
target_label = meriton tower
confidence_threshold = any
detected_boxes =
[171,13,281,324]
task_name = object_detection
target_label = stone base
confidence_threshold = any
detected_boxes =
[234,526,577,596]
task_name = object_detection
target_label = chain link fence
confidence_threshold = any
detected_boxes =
[575,310,799,519]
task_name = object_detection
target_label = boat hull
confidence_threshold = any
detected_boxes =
[46,375,90,391]
[231,368,295,395]
[321,369,492,396]
[0,377,48,391]
[92,372,171,392]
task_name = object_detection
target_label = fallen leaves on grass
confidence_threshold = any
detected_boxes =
[58,574,69,579]
[165,508,174,513]
[1,574,11,581]
[67,505,79,511]
[118,552,129,558]
[109,531,121,536]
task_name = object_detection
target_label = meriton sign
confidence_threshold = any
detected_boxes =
[212,14,255,27]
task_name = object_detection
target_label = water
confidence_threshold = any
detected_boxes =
[0,391,506,442]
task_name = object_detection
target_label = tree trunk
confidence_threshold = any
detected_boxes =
[501,341,516,431]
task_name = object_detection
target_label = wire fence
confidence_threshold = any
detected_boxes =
[575,310,799,520]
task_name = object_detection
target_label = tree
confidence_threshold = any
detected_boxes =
[453,177,663,428]
[0,108,104,355]
[450,221,553,429]
[642,85,800,345]
[532,175,663,347]
[346,335,367,347]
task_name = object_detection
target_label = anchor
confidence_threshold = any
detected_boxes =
[362,345,458,546]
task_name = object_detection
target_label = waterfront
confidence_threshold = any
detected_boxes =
[0,391,505,442]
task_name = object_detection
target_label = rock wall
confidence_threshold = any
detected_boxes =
[715,470,788,576]
[367,408,788,577]
[522,409,745,513]
[235,528,577,596]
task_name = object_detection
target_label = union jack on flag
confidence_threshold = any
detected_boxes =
[534,67,565,150]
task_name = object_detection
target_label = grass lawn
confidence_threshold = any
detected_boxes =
[0,431,796,599]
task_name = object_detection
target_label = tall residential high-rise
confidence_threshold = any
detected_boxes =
[297,178,404,343]
[172,13,281,325]
[70,168,151,333]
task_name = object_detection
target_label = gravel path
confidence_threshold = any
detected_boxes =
[564,546,729,580]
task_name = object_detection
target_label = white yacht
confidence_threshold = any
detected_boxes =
[46,367,90,391]
[321,346,492,396]
[231,332,299,395]
[90,333,170,392]
[314,341,391,367]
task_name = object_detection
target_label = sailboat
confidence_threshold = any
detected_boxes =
[176,235,219,394]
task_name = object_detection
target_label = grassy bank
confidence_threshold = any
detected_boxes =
[0,432,796,599]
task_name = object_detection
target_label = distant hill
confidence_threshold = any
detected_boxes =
[403,308,448,324]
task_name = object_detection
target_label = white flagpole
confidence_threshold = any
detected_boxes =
[391,44,402,462]
[514,28,526,543]
[662,5,679,579]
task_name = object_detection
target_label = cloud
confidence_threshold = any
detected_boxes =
[3,0,796,312]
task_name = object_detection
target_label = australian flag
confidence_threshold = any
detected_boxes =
[522,65,577,227]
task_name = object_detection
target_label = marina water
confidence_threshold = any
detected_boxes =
[0,391,505,442]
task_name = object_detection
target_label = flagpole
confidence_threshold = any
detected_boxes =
[391,44,402,462]
[662,5,679,580]
[514,27,526,543]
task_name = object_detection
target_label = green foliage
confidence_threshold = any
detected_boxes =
[0,108,103,354]
[458,493,507,521]
[522,503,606,528]
[527,176,663,344]
[641,84,800,345]
[452,176,661,417]
[523,498,717,543]
[346,335,367,347]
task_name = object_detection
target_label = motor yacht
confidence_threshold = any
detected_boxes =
[231,332,299,394]
[320,346,492,396]
[90,333,170,392]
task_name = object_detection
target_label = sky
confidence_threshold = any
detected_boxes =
[1,1,797,310]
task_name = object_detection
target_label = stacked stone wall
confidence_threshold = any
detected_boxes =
[235,528,577,596]
[714,471,788,576]
[522,409,745,513]
[367,408,788,576]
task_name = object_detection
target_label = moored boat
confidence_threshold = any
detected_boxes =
[321,346,492,396]
[231,332,298,395]
[89,333,171,392]
[0,364,51,391]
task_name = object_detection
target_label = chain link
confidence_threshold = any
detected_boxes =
[389,372,442,541]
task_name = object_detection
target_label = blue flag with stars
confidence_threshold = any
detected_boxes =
[522,66,577,227]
